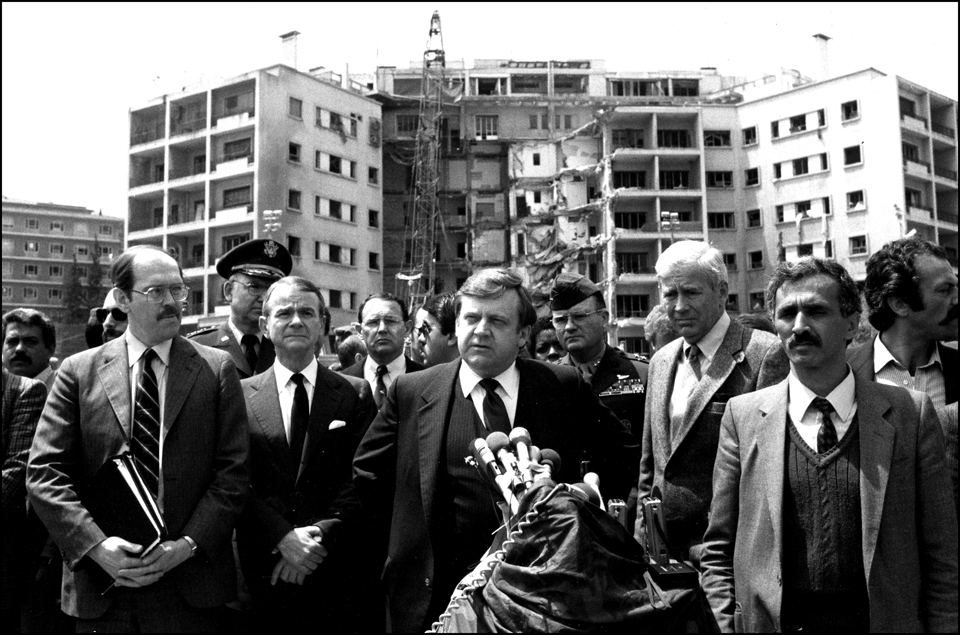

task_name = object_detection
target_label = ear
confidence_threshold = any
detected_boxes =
[354,352,364,364]
[843,311,860,342]
[259,315,270,340]
[444,332,458,348]
[352,321,363,335]
[115,288,132,312]
[718,280,729,302]
[518,324,532,349]
[222,280,234,302]
[885,295,911,318]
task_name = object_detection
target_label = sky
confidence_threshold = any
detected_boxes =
[2,2,957,218]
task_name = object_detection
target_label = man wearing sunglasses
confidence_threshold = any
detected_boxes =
[96,290,128,344]
[189,239,292,379]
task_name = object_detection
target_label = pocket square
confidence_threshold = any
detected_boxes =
[329,420,347,430]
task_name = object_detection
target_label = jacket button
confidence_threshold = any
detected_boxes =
[424,577,432,588]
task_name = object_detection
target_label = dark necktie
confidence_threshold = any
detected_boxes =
[290,373,309,466]
[813,397,838,454]
[479,378,511,434]
[577,361,595,385]
[241,334,259,372]
[132,348,161,498]
[374,365,388,408]
[688,344,702,381]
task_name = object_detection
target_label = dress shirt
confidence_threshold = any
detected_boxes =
[873,335,946,410]
[363,354,406,395]
[787,367,858,451]
[125,331,172,506]
[459,361,520,429]
[34,365,56,391]
[228,319,261,355]
[669,312,731,426]
[273,358,318,445]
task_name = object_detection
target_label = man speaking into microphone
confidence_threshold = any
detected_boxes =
[354,268,638,632]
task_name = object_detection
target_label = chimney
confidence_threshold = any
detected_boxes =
[280,31,300,70]
[813,33,831,81]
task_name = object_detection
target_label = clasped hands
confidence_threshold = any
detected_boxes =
[271,525,328,586]
[89,536,192,588]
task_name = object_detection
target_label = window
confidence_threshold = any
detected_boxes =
[749,292,765,312]
[744,167,760,187]
[614,212,646,230]
[223,185,251,209]
[475,115,499,140]
[23,288,38,300]
[902,142,920,162]
[193,154,206,175]
[723,253,737,272]
[797,243,814,258]
[825,240,834,258]
[796,200,811,219]
[657,129,690,148]
[288,142,301,163]
[328,154,342,174]
[24,241,39,252]
[397,114,419,135]
[616,294,650,318]
[223,138,251,161]
[456,242,467,258]
[708,212,735,229]
[532,192,542,204]
[905,188,923,208]
[369,209,380,228]
[348,161,356,179]
[50,221,64,232]
[49,265,63,277]
[726,293,739,312]
[822,197,832,216]
[564,114,573,130]
[706,171,733,188]
[287,235,301,257]
[775,205,785,223]
[789,114,807,133]
[369,252,380,270]
[844,144,863,166]
[817,109,826,127]
[1,287,9,298]
[613,171,645,188]
[368,167,379,185]
[288,189,301,210]
[850,235,868,256]
[529,114,538,130]
[289,97,303,119]
[329,244,342,264]
[329,112,344,132]
[792,157,809,176]
[846,190,865,211]
[24,264,39,276]
[532,153,541,166]
[749,250,764,270]
[99,224,113,236]
[222,233,250,254]
[747,209,762,228]
[612,129,644,149]
[841,100,860,121]
[328,290,342,309]
[225,95,239,110]
[49,243,64,255]
[773,162,782,179]
[26,218,39,229]
[742,126,758,146]
[329,200,342,219]
[771,121,780,139]
[899,97,916,118]
[704,130,731,147]
[659,171,690,189]
[616,252,650,274]
[48,289,62,301]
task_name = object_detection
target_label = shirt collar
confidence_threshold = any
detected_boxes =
[365,353,406,378]
[35,366,54,385]
[228,319,260,346]
[273,357,318,392]
[873,333,941,374]
[125,330,172,368]
[683,311,730,363]
[788,365,856,423]
[459,359,520,401]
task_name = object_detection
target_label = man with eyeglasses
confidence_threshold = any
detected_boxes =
[340,293,424,408]
[95,289,129,344]
[189,239,292,379]
[550,273,648,444]
[27,245,250,632]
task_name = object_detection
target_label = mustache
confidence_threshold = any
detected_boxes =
[941,305,959,326]
[787,332,821,348]
[158,307,181,320]
[10,352,32,363]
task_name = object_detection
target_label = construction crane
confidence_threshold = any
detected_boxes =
[396,11,445,312]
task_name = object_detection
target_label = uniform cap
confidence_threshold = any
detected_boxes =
[549,272,605,311]
[216,239,292,280]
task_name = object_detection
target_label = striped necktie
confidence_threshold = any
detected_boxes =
[132,348,161,498]
[813,397,838,454]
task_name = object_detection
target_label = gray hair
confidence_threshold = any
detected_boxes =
[655,240,728,288]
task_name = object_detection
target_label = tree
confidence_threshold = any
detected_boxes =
[62,255,86,323]
[86,236,105,308]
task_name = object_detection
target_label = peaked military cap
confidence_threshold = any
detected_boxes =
[216,238,292,280]
[550,272,605,311]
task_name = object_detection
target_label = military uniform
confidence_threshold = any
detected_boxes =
[187,323,276,379]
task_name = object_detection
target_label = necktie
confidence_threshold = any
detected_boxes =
[813,396,838,454]
[290,373,309,466]
[132,349,161,498]
[479,378,511,434]
[578,361,595,385]
[241,334,259,372]
[688,344,702,381]
[374,365,388,408]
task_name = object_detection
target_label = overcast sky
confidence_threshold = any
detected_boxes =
[3,2,957,218]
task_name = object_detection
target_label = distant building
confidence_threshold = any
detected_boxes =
[126,57,383,330]
[2,196,124,320]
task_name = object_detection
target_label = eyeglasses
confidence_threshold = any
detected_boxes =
[361,317,405,331]
[551,309,605,329]
[130,285,190,304]
[95,308,127,323]
[231,279,269,299]
[416,322,433,338]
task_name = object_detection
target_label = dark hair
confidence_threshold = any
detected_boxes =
[735,312,776,335]
[337,334,367,368]
[262,276,326,316]
[111,245,183,295]
[454,268,537,329]
[863,238,949,332]
[765,257,861,319]
[2,308,56,351]
[357,293,409,323]
[421,292,456,336]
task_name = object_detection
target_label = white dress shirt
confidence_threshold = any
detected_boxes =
[787,367,858,451]
[669,311,731,431]
[459,361,521,430]
[272,358,318,445]
[363,354,407,395]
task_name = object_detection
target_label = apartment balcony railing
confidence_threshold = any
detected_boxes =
[171,116,207,136]
[934,166,958,181]
[129,173,164,188]
[130,122,165,146]
[904,158,931,173]
[939,211,959,225]
[900,112,929,129]
[169,166,206,180]
[932,123,956,139]
[907,203,933,213]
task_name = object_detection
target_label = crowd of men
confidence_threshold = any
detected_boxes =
[2,235,957,633]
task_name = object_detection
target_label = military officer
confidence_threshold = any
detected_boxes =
[188,238,293,379]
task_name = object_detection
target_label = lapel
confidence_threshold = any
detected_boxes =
[672,321,745,454]
[756,380,788,565]
[97,339,132,442]
[846,338,875,382]
[297,365,346,483]
[218,323,251,376]
[938,343,958,405]
[419,361,460,527]
[164,337,200,433]
[248,368,297,481]
[652,342,682,465]
[856,376,895,585]
[591,346,621,394]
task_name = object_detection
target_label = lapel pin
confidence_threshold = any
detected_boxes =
[221,336,229,342]
[733,351,745,363]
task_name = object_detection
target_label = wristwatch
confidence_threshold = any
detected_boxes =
[181,535,198,558]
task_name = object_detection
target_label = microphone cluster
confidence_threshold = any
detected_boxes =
[467,427,561,516]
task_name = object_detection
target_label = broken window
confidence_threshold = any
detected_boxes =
[612,129,644,150]
[474,77,504,96]
[706,171,733,188]
[789,114,807,133]
[846,190,865,211]
[475,115,499,140]
[613,171,646,189]
[708,212,735,229]
[704,131,731,147]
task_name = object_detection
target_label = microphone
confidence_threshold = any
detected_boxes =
[581,472,604,511]
[536,448,562,482]
[470,439,516,505]
[529,445,541,464]
[486,431,526,493]
[509,427,534,487]
[569,482,603,507]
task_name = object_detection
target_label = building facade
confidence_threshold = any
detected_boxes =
[2,197,124,320]
[127,63,383,330]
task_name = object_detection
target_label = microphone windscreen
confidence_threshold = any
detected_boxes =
[539,448,562,474]
[486,431,511,455]
[570,482,602,507]
[509,427,532,447]
[470,438,490,461]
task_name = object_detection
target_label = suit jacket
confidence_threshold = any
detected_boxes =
[636,320,788,558]
[26,336,250,619]
[2,369,46,609]
[700,377,959,633]
[236,364,376,615]
[340,354,425,380]
[188,321,275,379]
[353,357,639,633]
[848,336,959,406]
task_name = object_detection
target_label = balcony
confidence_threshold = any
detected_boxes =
[130,122,164,147]
[932,122,956,140]
[939,211,959,226]
[212,155,254,178]
[907,204,934,222]
[171,115,207,137]
[900,112,929,132]
[904,159,931,177]
[212,205,253,225]
[214,109,255,132]
[934,166,958,182]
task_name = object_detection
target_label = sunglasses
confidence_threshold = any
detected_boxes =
[96,308,128,323]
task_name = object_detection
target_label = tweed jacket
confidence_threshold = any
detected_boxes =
[700,377,958,633]
[188,321,275,379]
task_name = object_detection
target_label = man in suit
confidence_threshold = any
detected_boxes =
[3,368,45,632]
[188,239,292,379]
[340,293,424,407]
[700,257,958,633]
[96,290,129,344]
[413,292,460,368]
[26,245,250,632]
[353,268,639,632]
[236,276,377,632]
[637,240,788,563]
[2,308,57,391]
